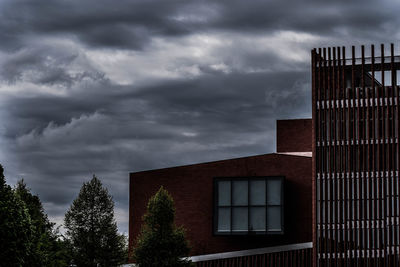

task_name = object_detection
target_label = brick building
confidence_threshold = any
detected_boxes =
[129,119,313,265]
[129,44,400,266]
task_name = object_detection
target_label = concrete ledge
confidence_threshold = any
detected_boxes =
[186,242,313,262]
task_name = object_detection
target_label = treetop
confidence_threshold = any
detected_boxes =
[144,186,175,230]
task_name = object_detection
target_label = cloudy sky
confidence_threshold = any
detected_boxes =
[1,0,399,234]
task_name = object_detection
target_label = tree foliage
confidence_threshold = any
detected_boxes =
[15,180,71,267]
[64,175,126,267]
[0,164,33,267]
[0,164,71,267]
[133,186,192,267]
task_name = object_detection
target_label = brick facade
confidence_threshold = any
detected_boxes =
[129,119,312,258]
[277,119,312,153]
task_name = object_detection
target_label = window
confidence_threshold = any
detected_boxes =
[214,177,284,235]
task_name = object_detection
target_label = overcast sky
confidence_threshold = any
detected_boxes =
[1,0,400,234]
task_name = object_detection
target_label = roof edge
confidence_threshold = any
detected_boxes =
[129,152,311,175]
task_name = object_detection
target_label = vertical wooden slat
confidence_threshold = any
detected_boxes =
[392,43,399,267]
[397,49,400,267]
[356,47,362,267]
[333,47,338,266]
[323,47,329,266]
[392,44,397,266]
[328,47,333,266]
[337,46,343,267]
[342,46,349,267]
[351,45,357,267]
[389,43,395,266]
[366,47,373,266]
[312,48,319,267]
[365,45,373,266]
[380,44,387,266]
[376,44,382,267]
[371,44,379,267]
[317,47,323,267]
[361,45,367,266]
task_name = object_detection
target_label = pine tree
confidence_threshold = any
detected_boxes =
[64,175,126,267]
[0,164,33,267]
[133,186,193,267]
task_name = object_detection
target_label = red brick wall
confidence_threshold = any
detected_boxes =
[129,153,312,258]
[276,119,312,153]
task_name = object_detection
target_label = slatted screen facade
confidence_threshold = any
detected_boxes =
[312,44,400,266]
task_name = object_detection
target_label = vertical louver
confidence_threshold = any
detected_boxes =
[312,44,400,266]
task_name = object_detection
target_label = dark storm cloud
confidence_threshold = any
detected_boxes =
[8,70,310,160]
[0,0,191,50]
[0,0,397,51]
[214,1,391,34]
[3,68,310,230]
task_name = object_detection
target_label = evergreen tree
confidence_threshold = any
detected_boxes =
[64,175,126,267]
[133,186,192,267]
[15,180,71,267]
[0,164,33,267]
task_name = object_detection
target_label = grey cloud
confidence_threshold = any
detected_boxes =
[212,1,395,37]
[0,45,105,86]
[0,0,397,51]
[8,69,311,176]
[0,0,191,50]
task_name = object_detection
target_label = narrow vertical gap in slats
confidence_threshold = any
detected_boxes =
[283,251,287,267]
[292,250,296,267]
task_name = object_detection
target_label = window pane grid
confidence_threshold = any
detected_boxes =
[215,177,284,235]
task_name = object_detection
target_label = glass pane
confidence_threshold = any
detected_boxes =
[218,207,231,232]
[250,180,266,205]
[233,180,248,206]
[218,181,231,206]
[267,179,282,205]
[232,207,248,231]
[250,207,266,231]
[267,206,282,231]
